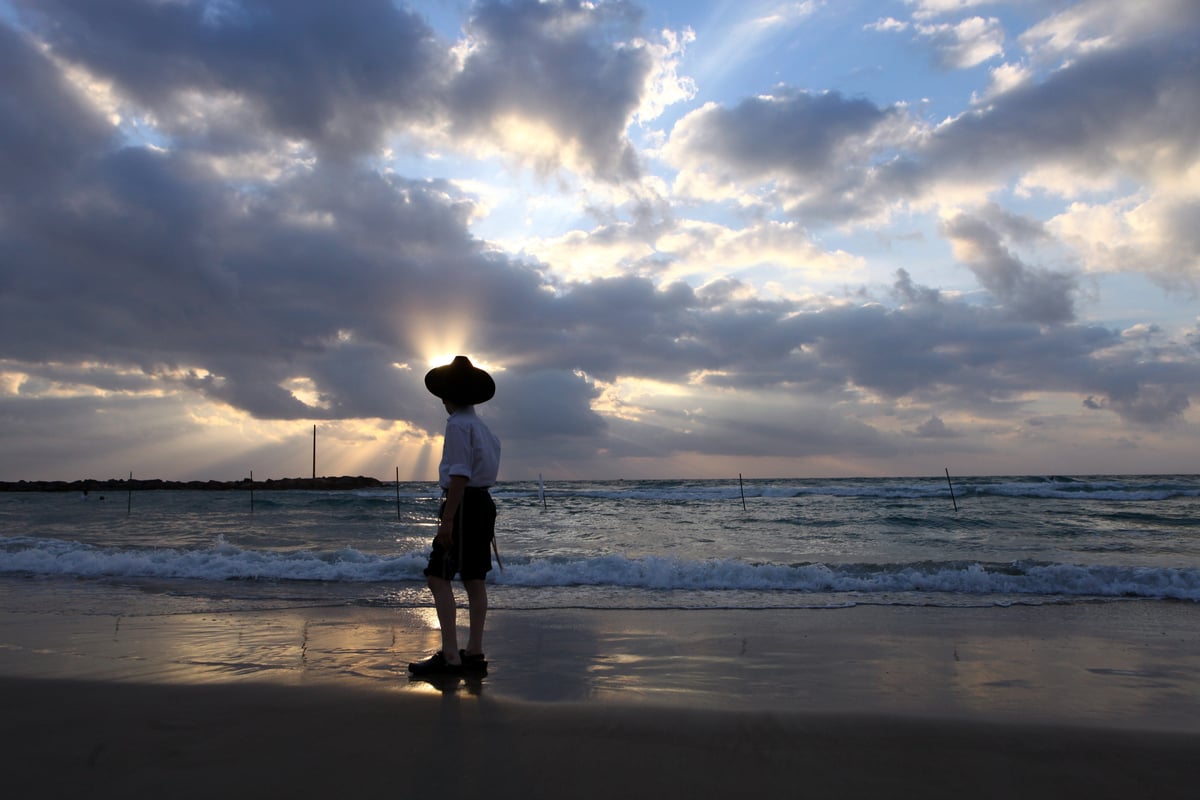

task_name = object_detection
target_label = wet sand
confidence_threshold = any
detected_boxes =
[1,597,1199,797]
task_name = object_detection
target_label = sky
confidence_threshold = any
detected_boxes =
[1,0,1198,482]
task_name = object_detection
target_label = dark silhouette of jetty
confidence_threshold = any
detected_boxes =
[1,476,385,492]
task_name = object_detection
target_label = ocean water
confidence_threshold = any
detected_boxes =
[1,475,1198,614]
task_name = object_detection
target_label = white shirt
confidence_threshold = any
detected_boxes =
[438,407,501,489]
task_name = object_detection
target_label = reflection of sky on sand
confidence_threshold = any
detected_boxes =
[481,606,1200,731]
[2,578,1198,731]
[0,600,437,687]
[948,631,1200,729]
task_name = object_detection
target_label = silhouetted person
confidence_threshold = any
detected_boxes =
[408,356,500,676]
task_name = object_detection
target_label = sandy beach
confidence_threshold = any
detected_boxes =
[5,676,1199,800]
[1,588,1198,798]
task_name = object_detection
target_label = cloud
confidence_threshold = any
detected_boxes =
[14,0,693,182]
[664,89,911,218]
[1049,194,1200,288]
[668,10,1200,231]
[1084,384,1192,426]
[489,368,607,442]
[633,26,698,123]
[0,29,549,428]
[902,39,1200,191]
[15,0,447,162]
[914,415,959,438]
[865,17,909,34]
[443,0,667,180]
[0,22,116,194]
[940,208,1078,324]
[915,16,1005,70]
[976,61,1033,101]
[869,7,1004,69]
[1,2,1198,480]
[906,0,994,21]
[524,214,863,287]
[1019,0,1200,61]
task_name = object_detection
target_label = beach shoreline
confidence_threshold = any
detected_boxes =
[2,592,1199,797]
[1,587,1197,727]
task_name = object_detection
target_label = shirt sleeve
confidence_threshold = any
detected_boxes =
[441,419,474,480]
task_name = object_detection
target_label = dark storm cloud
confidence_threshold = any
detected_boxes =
[15,0,446,160]
[2,136,471,369]
[0,23,115,194]
[14,0,653,176]
[672,270,1198,430]
[528,276,701,380]
[495,268,1199,432]
[0,6,618,442]
[488,369,606,439]
[0,32,540,429]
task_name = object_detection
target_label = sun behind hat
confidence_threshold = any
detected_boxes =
[424,355,495,405]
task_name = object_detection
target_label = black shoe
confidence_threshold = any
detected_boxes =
[408,651,463,675]
[459,650,488,673]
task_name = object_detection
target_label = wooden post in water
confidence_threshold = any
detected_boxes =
[739,473,747,511]
[250,469,255,513]
[945,467,958,512]
[312,424,317,480]
[127,471,132,516]
[395,466,401,521]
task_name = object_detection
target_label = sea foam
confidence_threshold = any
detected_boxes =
[4,536,1197,602]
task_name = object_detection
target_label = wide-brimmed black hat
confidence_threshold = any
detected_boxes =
[424,355,495,405]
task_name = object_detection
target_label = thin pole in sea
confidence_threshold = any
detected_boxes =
[945,467,958,512]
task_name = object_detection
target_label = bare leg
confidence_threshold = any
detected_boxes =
[463,579,487,655]
[427,576,462,664]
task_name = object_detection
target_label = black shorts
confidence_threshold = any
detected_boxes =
[424,487,496,581]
